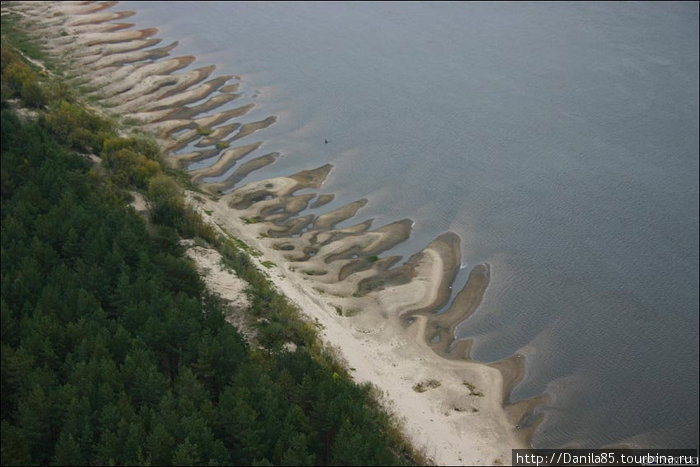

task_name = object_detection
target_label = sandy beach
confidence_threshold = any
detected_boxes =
[6,1,541,464]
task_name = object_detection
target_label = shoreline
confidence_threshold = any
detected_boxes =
[7,1,541,463]
[189,190,532,464]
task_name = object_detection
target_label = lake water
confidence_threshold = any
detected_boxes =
[120,1,699,448]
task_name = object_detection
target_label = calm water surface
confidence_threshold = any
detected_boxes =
[120,1,699,448]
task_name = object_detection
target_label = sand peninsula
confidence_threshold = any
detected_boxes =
[5,1,546,464]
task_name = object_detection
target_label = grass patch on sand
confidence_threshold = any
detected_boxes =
[413,379,442,393]
[196,125,213,136]
[241,216,262,224]
[463,381,484,397]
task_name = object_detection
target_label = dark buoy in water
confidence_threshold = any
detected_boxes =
[324,139,328,144]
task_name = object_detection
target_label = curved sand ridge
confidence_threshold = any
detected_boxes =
[7,1,544,464]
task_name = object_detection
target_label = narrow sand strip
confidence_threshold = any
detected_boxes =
[203,152,278,193]
[189,142,265,183]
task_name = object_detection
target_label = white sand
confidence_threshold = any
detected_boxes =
[188,192,526,465]
[184,244,253,340]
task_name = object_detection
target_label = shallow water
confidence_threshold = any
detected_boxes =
[121,1,699,448]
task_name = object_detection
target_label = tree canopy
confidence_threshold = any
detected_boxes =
[1,43,421,464]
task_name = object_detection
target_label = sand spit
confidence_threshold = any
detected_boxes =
[196,121,241,147]
[84,41,179,72]
[310,193,335,208]
[424,263,491,359]
[67,10,135,27]
[203,152,279,194]
[188,142,262,182]
[6,1,543,463]
[229,115,277,143]
[145,76,234,113]
[69,38,163,63]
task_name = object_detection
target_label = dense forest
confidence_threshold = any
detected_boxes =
[0,25,422,466]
